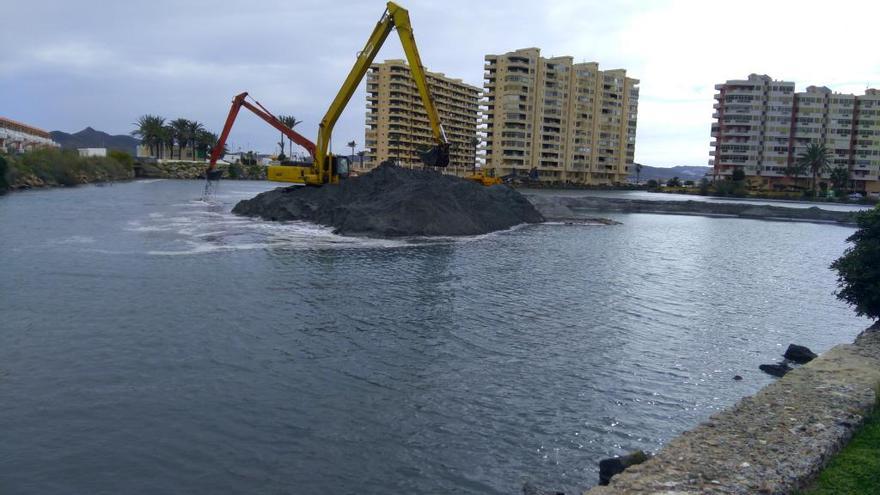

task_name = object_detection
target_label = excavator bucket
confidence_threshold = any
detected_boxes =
[419,144,450,167]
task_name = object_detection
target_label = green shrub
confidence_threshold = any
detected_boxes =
[831,207,880,320]
[5,148,131,187]
[0,155,8,191]
[108,150,134,170]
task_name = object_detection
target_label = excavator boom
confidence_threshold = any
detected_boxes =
[207,92,316,177]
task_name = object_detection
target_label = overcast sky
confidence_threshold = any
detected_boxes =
[2,0,879,167]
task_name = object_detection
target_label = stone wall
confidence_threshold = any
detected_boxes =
[584,323,880,494]
[137,161,266,180]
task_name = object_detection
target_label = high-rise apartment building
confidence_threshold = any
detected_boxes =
[711,74,880,193]
[364,59,480,175]
[482,48,639,185]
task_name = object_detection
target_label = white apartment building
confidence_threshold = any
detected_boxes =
[711,74,880,193]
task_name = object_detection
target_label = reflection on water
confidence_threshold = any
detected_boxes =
[0,180,870,494]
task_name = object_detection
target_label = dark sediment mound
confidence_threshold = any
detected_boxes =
[232,164,544,237]
[784,344,818,364]
[525,194,859,225]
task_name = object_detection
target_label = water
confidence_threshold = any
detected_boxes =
[0,180,870,494]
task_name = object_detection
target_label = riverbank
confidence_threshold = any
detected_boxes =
[1,149,133,192]
[526,193,859,226]
[584,323,880,494]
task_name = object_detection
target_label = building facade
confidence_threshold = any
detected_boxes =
[0,117,59,153]
[364,59,480,176]
[711,74,880,193]
[482,48,639,185]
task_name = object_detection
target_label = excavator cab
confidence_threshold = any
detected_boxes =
[419,143,450,167]
[333,155,351,177]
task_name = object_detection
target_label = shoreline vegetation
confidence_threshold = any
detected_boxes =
[0,149,134,192]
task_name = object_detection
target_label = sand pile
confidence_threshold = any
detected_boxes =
[232,163,544,237]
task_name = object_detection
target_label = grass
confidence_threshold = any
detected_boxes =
[800,410,880,494]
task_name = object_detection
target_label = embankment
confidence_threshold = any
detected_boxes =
[136,161,266,180]
[584,323,880,494]
[526,194,859,226]
[2,149,133,191]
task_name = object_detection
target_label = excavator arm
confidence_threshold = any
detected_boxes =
[207,92,316,175]
[313,1,449,183]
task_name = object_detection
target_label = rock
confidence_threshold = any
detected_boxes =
[759,363,792,378]
[233,163,545,237]
[599,450,650,485]
[733,375,743,381]
[784,344,818,364]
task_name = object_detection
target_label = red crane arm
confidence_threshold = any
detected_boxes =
[207,92,316,171]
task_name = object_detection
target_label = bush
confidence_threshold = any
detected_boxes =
[831,207,880,320]
[646,179,659,189]
[108,150,134,170]
[5,148,132,187]
[0,155,8,191]
[731,168,746,181]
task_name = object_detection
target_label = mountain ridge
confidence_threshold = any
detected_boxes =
[50,127,140,155]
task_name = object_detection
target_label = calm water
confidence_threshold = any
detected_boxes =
[0,180,870,494]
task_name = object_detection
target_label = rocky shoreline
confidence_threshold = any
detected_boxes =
[582,323,880,494]
[526,194,860,226]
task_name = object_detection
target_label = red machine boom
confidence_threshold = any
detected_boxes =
[207,92,316,173]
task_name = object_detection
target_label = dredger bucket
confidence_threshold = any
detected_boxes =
[206,168,223,181]
[420,144,450,167]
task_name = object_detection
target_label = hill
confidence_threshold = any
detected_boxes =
[50,127,140,155]
[630,164,710,182]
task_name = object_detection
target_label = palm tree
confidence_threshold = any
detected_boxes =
[196,130,221,159]
[160,125,175,160]
[168,118,192,160]
[785,160,808,190]
[186,120,205,160]
[277,115,302,159]
[357,150,366,169]
[635,162,643,184]
[131,115,165,158]
[830,166,851,193]
[797,142,831,195]
[347,140,357,161]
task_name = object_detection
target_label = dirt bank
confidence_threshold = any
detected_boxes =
[526,194,859,226]
[584,323,880,494]
[232,163,544,237]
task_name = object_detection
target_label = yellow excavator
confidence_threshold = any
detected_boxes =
[241,2,450,186]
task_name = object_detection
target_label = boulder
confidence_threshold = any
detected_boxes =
[598,450,650,485]
[784,344,818,364]
[759,362,792,378]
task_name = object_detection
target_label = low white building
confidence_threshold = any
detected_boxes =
[0,117,59,153]
[78,148,107,157]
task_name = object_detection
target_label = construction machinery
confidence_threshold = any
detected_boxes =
[206,1,450,186]
[464,168,503,187]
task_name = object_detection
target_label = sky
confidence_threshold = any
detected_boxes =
[2,0,880,167]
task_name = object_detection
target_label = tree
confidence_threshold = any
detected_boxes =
[168,118,192,160]
[731,167,746,182]
[831,207,880,320]
[186,120,205,159]
[646,179,659,189]
[196,130,221,158]
[131,115,166,158]
[666,176,681,187]
[698,177,710,195]
[798,142,831,196]
[160,126,174,159]
[347,140,357,160]
[278,115,302,159]
[634,162,643,184]
[785,160,808,190]
[830,166,851,192]
[357,150,366,169]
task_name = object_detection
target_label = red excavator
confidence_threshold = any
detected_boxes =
[206,92,315,181]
